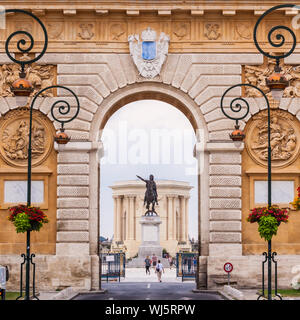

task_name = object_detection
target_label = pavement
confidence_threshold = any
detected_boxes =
[121,266,181,282]
[34,268,300,300]
[238,289,300,300]
[74,282,224,300]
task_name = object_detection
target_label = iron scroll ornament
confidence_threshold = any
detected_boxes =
[253,3,297,66]
[3,9,48,74]
[220,83,271,126]
[30,85,80,130]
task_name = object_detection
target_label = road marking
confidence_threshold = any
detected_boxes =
[108,297,114,300]
[181,297,192,300]
[147,284,151,289]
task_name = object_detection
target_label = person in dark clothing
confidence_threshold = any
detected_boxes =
[145,256,151,275]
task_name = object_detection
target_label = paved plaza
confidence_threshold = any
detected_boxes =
[120,267,181,282]
[74,282,223,300]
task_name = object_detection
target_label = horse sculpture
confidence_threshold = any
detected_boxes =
[136,174,158,216]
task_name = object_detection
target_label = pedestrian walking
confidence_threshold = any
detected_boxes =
[152,253,157,270]
[155,260,164,282]
[168,256,173,269]
[145,256,151,275]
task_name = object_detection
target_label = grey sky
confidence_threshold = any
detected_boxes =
[100,100,198,240]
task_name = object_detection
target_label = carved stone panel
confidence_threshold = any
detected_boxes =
[0,63,56,97]
[244,58,300,98]
[172,22,190,40]
[234,22,252,40]
[46,21,64,40]
[0,109,53,167]
[245,109,300,168]
[109,23,127,41]
[204,23,221,40]
[78,23,95,40]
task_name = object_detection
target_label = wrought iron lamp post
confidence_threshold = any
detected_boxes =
[3,9,80,300]
[221,4,297,300]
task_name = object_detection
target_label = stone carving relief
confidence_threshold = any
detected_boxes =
[204,23,221,40]
[235,23,251,40]
[0,63,56,97]
[244,58,300,98]
[245,109,300,168]
[110,23,126,40]
[78,23,95,40]
[47,21,64,40]
[0,109,53,167]
[173,22,190,40]
[15,21,33,34]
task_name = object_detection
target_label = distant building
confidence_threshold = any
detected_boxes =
[110,179,193,258]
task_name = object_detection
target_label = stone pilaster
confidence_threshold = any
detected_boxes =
[116,196,122,241]
[129,196,135,240]
[113,196,118,241]
[207,142,243,256]
[125,196,130,240]
[167,196,174,240]
[185,197,190,242]
[173,197,177,241]
[55,141,94,256]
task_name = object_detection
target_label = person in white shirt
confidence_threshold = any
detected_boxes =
[155,260,164,282]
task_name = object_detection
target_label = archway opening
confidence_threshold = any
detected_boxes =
[99,99,199,283]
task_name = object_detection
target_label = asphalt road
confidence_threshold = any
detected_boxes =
[74,282,224,300]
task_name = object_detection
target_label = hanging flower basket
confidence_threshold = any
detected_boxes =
[290,187,300,210]
[8,205,49,233]
[247,205,289,241]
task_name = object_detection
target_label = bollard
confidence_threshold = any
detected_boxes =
[0,266,7,300]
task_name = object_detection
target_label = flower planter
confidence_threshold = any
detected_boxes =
[290,187,300,210]
[8,205,49,233]
[247,205,288,241]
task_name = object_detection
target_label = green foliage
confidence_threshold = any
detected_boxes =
[13,212,31,233]
[258,216,278,241]
[30,220,43,232]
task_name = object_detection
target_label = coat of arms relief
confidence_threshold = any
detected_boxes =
[245,109,300,168]
[128,27,169,79]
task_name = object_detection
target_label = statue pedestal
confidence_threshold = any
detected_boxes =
[127,215,165,267]
[138,215,162,258]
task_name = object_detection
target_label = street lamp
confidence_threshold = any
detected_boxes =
[3,9,80,300]
[221,4,296,300]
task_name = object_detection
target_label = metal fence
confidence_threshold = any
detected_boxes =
[176,253,197,281]
[100,253,125,282]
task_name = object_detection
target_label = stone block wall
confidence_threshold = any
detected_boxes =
[1,52,300,290]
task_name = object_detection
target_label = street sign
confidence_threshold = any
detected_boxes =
[224,262,233,286]
[106,255,115,262]
[224,262,233,273]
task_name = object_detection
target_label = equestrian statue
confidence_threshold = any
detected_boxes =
[136,174,158,216]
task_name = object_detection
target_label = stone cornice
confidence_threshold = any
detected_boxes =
[1,2,300,53]
[2,1,300,12]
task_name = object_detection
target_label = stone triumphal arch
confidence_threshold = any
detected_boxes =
[1,1,300,291]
